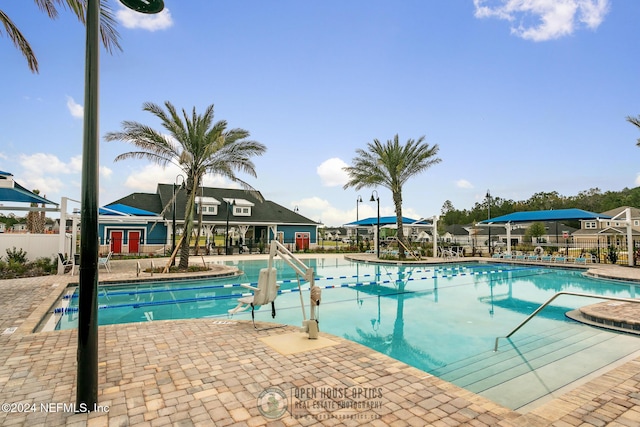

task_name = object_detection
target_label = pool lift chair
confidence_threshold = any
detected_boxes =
[228,240,321,338]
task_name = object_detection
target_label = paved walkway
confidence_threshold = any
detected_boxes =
[1,255,640,426]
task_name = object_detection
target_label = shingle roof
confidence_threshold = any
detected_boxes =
[107,185,317,225]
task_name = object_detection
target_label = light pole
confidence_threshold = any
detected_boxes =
[172,175,185,265]
[370,191,380,258]
[486,190,492,256]
[77,0,164,411]
[356,195,362,250]
[225,199,235,255]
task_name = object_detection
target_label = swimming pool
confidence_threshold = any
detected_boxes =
[52,258,640,409]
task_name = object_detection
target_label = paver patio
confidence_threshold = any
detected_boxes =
[1,254,639,426]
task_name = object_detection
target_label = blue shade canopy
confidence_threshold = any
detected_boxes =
[480,208,611,224]
[100,204,158,216]
[344,216,431,226]
[0,171,58,205]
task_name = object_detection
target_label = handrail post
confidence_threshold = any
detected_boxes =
[494,291,640,351]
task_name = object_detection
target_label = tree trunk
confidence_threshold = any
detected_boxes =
[178,178,196,270]
[393,190,406,260]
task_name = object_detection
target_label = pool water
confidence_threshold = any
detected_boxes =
[54,258,640,409]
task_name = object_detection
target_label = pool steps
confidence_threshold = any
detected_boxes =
[431,324,640,410]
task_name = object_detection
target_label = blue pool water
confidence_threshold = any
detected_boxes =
[54,259,639,373]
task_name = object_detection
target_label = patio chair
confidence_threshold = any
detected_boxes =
[98,251,113,272]
[58,253,73,274]
[228,267,281,329]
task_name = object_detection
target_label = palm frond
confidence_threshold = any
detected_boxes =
[0,10,38,72]
[627,115,640,147]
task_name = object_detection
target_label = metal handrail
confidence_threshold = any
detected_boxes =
[494,291,640,351]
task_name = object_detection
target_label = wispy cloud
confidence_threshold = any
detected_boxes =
[66,96,83,119]
[473,0,610,41]
[317,158,349,187]
[456,179,474,189]
[117,7,174,31]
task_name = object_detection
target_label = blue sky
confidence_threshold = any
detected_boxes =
[1,0,639,226]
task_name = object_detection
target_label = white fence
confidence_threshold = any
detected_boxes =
[0,234,65,261]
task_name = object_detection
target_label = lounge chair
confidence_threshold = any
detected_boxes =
[553,256,566,263]
[228,267,280,329]
[527,254,540,261]
[58,253,73,274]
[98,251,113,272]
[540,255,553,262]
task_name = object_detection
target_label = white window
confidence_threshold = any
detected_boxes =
[195,196,220,215]
[227,198,254,217]
[634,220,639,226]
[585,222,596,229]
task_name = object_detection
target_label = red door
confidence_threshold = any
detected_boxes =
[111,231,123,254]
[129,231,140,254]
[295,232,310,250]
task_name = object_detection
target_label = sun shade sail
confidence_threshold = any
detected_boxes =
[480,208,611,224]
[0,171,58,205]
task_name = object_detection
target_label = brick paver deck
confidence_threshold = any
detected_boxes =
[1,254,640,426]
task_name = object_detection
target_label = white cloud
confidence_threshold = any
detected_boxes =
[122,164,238,192]
[69,155,83,174]
[290,195,416,227]
[66,96,83,119]
[456,179,474,189]
[635,173,640,186]
[19,153,70,175]
[100,166,113,179]
[317,158,350,187]
[117,7,174,31]
[473,0,610,41]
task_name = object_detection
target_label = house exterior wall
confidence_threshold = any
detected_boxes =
[99,222,168,254]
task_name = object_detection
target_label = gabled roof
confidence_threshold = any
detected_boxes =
[107,184,318,225]
[480,208,610,224]
[100,203,159,216]
[601,206,640,219]
[109,192,164,215]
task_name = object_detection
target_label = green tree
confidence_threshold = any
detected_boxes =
[2,0,120,73]
[343,134,441,259]
[105,101,267,269]
[525,221,546,243]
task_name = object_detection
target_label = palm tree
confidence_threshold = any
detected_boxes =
[627,115,640,146]
[104,101,267,270]
[344,134,441,259]
[2,0,120,73]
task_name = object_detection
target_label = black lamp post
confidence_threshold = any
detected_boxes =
[486,189,492,256]
[172,175,185,265]
[356,195,362,250]
[370,191,380,258]
[77,0,164,411]
[225,199,235,255]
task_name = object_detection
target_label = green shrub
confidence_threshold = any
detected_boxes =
[5,247,28,264]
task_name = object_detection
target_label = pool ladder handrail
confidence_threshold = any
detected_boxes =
[494,291,640,351]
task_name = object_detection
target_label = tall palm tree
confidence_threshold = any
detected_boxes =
[2,0,120,73]
[104,101,267,269]
[344,134,441,259]
[627,115,640,146]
